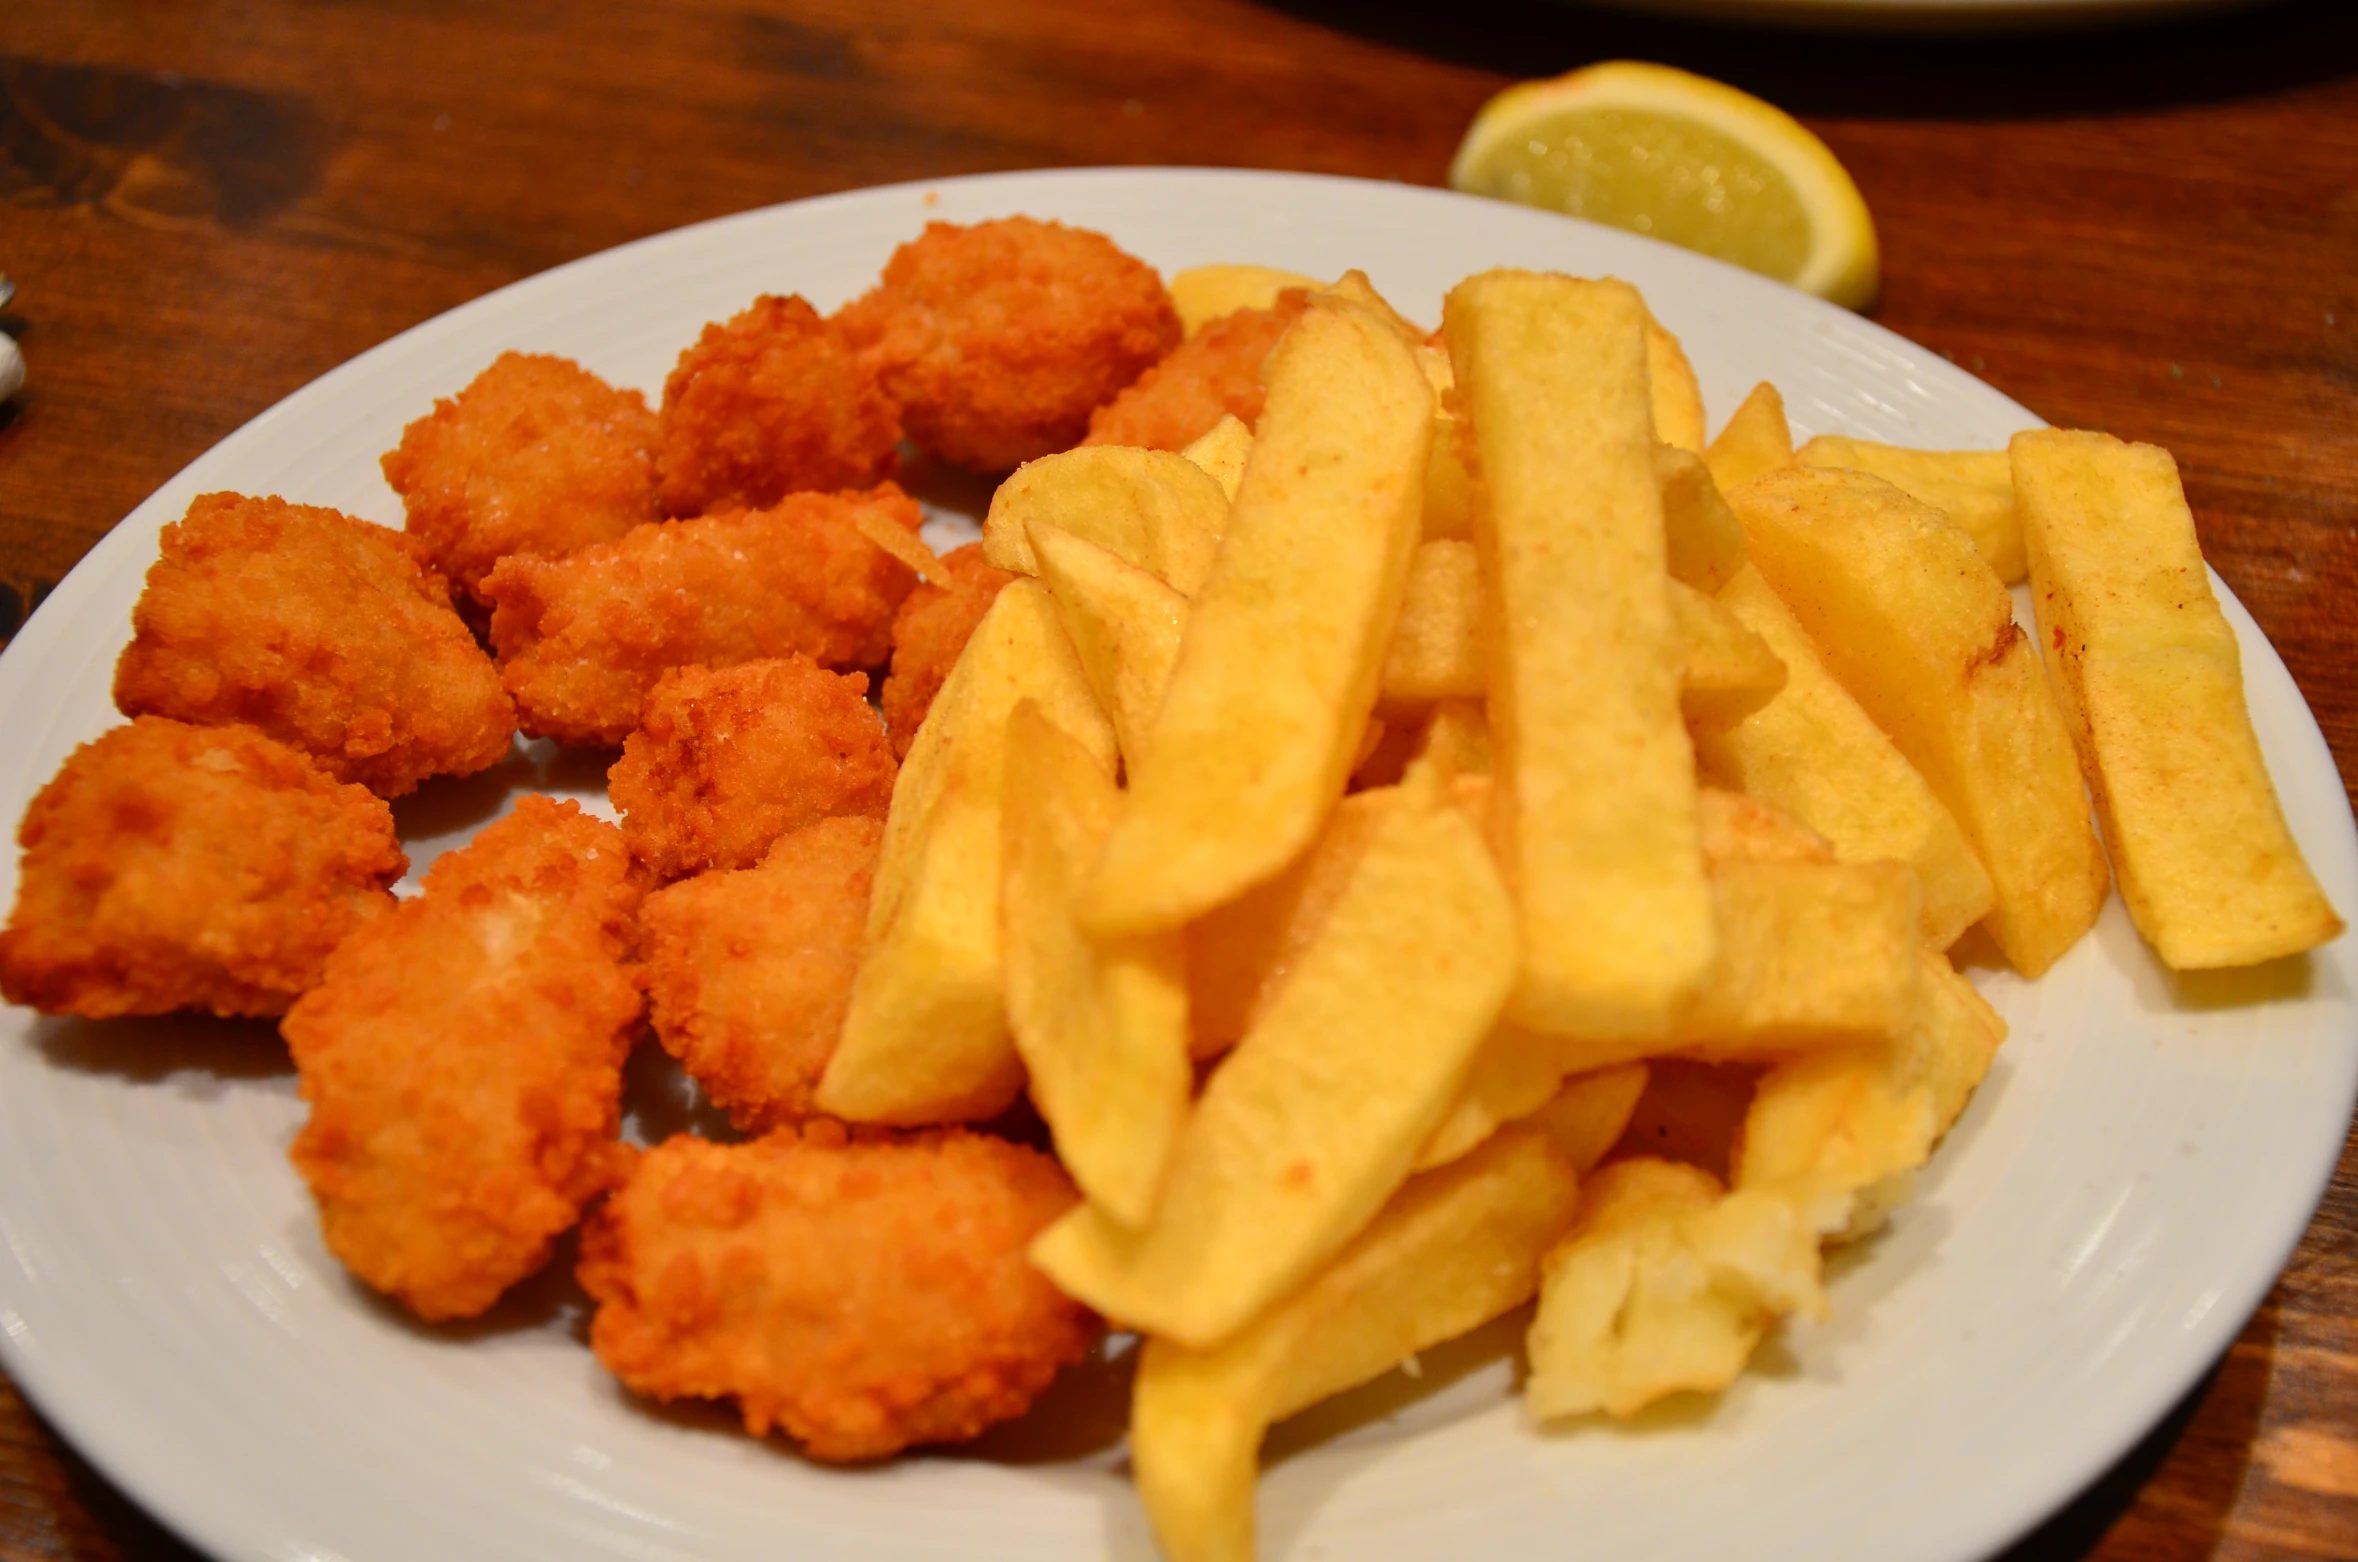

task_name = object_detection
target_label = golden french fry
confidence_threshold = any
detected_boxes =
[1704,381,1794,494]
[1674,856,1923,1061]
[1002,703,1192,1228]
[1695,565,1995,949]
[1444,269,1714,1037]
[1411,698,1492,782]
[2012,429,2342,967]
[1670,576,1786,730]
[1317,268,1426,342]
[1033,774,1516,1348]
[982,445,1229,595]
[1737,948,2004,1240]
[1081,297,1433,939]
[1379,540,1486,708]
[1028,520,1188,771]
[1414,1024,1572,1171]
[1526,1158,1824,1421]
[1695,784,1831,864]
[818,581,1116,1125]
[1186,790,1395,1058]
[1181,415,1253,503]
[1730,467,2107,976]
[1644,309,1707,452]
[1523,1063,1651,1175]
[1657,445,1748,595]
[1369,553,1783,730]
[1131,1129,1579,1562]
[1795,436,2025,585]
[1169,263,1319,337]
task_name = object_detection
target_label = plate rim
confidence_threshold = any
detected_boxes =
[0,163,2351,1562]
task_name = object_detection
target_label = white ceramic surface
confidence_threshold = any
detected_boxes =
[0,168,2350,1562]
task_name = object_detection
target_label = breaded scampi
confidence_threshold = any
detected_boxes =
[382,351,662,605]
[609,657,896,881]
[878,541,1016,758]
[112,493,516,797]
[658,295,901,518]
[1082,288,1311,451]
[0,718,406,1019]
[483,484,925,748]
[579,1122,1093,1461]
[283,797,645,1322]
[834,218,1180,472]
[640,815,882,1129]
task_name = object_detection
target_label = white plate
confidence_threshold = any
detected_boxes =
[0,168,2351,1562]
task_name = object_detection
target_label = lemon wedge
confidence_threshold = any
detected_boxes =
[1449,62,1879,311]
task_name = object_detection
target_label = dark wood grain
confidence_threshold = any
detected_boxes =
[2,1,2354,1558]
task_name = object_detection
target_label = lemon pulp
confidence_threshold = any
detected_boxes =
[1457,107,1812,284]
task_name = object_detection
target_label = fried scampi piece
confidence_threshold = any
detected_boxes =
[1082,288,1311,451]
[113,493,517,797]
[283,797,645,1322]
[834,217,1181,472]
[0,719,405,1018]
[483,484,925,747]
[609,656,896,881]
[641,815,881,1130]
[878,541,1017,758]
[658,294,902,518]
[580,1122,1094,1461]
[381,351,661,605]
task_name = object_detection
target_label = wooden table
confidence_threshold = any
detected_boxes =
[1,0,2353,1557]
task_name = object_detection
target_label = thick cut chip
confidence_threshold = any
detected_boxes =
[1001,704,1191,1227]
[1028,520,1188,771]
[2011,430,2342,968]
[1643,310,1707,452]
[1704,381,1793,495]
[1169,263,1321,337]
[981,446,1229,595]
[1695,565,1995,949]
[1669,578,1786,730]
[1131,1130,1579,1562]
[1412,699,1493,782]
[1186,790,1395,1058]
[1379,540,1486,708]
[818,581,1116,1125]
[1657,446,1748,595]
[1738,949,2004,1240]
[1730,466,2106,976]
[1080,297,1434,938]
[1033,776,1516,1347]
[1415,1024,1575,1170]
[1368,552,1780,728]
[1796,436,2025,585]
[1444,270,1714,1037]
[1523,1064,1652,1175]
[1674,856,1922,1060]
[1525,1158,1824,1421]
[1181,415,1253,502]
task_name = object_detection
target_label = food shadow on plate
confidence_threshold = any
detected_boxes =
[621,1036,743,1148]
[940,1329,1139,1466]
[1253,1308,1533,1562]
[2090,901,2338,1019]
[359,1223,599,1345]
[391,738,621,876]
[896,449,996,533]
[31,1011,290,1090]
